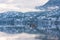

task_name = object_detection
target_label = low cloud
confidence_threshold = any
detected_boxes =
[0,0,49,12]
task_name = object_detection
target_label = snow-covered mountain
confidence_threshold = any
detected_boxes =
[44,0,60,6]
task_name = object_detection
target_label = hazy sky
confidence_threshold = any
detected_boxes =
[0,0,49,12]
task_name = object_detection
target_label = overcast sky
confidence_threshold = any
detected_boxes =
[0,0,49,12]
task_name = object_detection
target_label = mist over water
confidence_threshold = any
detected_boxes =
[0,32,40,40]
